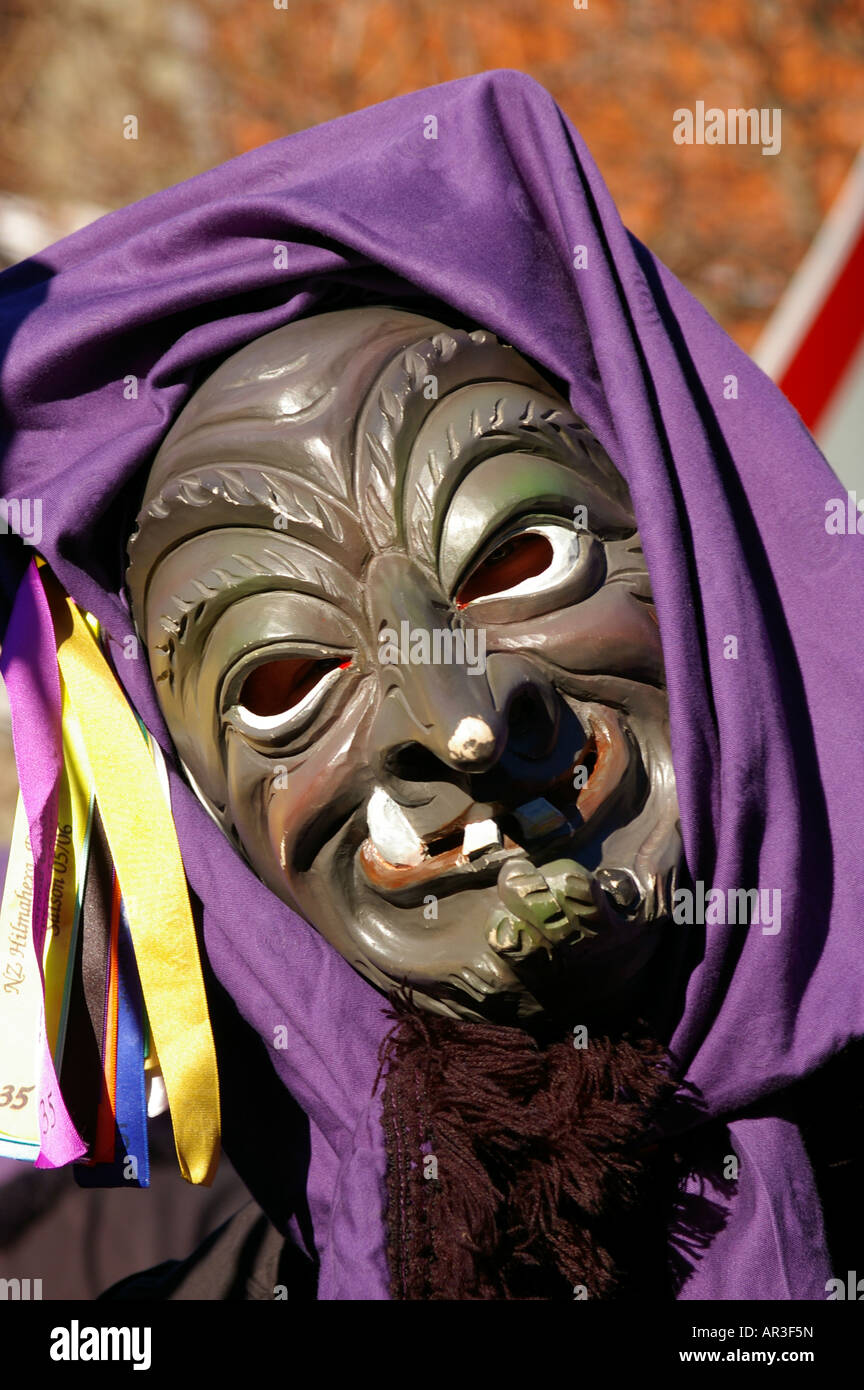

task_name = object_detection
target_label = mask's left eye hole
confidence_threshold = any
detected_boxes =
[456,532,553,607]
[239,656,346,719]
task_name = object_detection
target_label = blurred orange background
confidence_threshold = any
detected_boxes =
[0,0,862,348]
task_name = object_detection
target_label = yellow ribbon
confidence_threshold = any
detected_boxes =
[43,677,94,1067]
[41,567,220,1184]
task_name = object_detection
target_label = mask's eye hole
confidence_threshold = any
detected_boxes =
[456,532,553,607]
[239,656,346,718]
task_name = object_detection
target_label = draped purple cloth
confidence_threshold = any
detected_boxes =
[1,69,861,1298]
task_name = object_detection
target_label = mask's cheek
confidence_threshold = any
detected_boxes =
[493,584,665,685]
[221,686,378,908]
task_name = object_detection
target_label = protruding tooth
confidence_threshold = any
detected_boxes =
[512,798,569,843]
[366,787,426,867]
[462,818,502,859]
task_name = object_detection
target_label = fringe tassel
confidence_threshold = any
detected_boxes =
[379,993,678,1300]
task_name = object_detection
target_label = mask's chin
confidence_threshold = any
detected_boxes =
[343,873,669,1027]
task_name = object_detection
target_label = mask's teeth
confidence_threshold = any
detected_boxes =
[461,818,502,860]
[512,797,569,843]
[366,787,427,866]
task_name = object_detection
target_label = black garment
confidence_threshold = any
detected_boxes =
[100,1200,316,1300]
[0,1114,247,1301]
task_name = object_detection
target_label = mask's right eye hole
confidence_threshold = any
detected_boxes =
[239,656,346,718]
[456,531,554,607]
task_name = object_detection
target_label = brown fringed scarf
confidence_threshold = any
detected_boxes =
[379,995,679,1300]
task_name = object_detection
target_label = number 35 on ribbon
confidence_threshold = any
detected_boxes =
[39,1090,56,1134]
[0,1085,34,1110]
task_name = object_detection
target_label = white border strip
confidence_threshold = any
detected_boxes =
[752,146,864,381]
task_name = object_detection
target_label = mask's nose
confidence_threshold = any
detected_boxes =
[366,552,505,773]
[365,553,558,780]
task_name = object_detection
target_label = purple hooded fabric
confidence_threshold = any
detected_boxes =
[1,69,862,1300]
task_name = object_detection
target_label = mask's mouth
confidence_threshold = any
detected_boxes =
[357,709,636,905]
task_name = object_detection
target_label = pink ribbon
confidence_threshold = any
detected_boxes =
[1,560,85,1166]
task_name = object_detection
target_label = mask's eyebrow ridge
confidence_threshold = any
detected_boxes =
[128,461,368,607]
[146,530,362,693]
